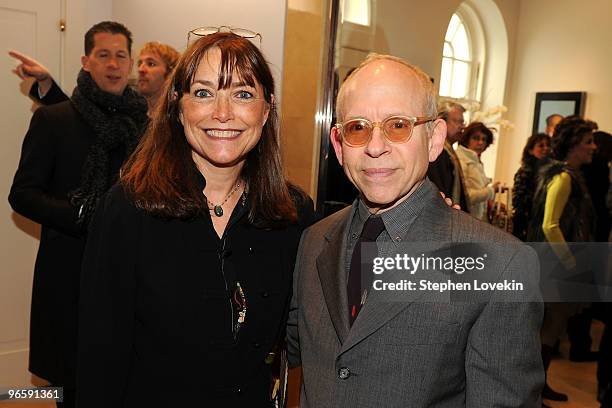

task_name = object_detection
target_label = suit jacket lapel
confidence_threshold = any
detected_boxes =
[340,188,453,354]
[317,207,352,344]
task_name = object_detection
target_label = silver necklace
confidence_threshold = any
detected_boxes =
[207,180,241,217]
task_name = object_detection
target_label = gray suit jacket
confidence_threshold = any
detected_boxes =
[287,181,544,407]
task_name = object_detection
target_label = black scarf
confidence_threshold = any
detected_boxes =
[69,69,148,229]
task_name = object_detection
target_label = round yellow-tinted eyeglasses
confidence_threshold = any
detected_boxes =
[335,115,435,147]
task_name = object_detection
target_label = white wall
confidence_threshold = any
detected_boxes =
[498,0,612,184]
[371,0,462,81]
[464,0,512,179]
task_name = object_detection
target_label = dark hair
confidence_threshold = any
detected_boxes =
[551,115,597,160]
[121,32,297,225]
[546,113,563,127]
[594,131,612,162]
[521,133,550,164]
[84,21,133,56]
[460,122,494,148]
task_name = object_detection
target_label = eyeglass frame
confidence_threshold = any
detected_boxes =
[187,25,262,46]
[334,115,436,147]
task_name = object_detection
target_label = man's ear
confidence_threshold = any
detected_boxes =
[330,126,344,166]
[81,55,90,72]
[428,118,447,162]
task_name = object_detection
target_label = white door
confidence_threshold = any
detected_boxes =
[0,0,62,388]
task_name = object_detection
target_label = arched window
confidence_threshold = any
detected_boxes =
[437,0,509,184]
[439,13,473,99]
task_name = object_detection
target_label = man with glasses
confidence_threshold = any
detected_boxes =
[8,21,147,408]
[428,101,470,212]
[287,54,544,407]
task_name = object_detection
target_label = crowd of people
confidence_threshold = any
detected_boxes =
[6,19,611,408]
[430,103,611,407]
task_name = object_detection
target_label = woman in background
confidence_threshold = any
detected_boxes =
[77,31,314,407]
[528,116,597,404]
[456,122,499,221]
[512,133,551,240]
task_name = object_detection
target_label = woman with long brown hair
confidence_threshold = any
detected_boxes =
[77,31,313,407]
[512,133,551,241]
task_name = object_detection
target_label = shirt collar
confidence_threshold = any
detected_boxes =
[353,178,433,242]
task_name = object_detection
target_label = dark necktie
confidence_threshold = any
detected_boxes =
[347,216,385,325]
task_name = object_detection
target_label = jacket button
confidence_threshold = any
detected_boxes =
[338,367,350,379]
[261,291,269,298]
[252,342,261,348]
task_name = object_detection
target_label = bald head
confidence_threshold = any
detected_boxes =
[545,114,563,137]
[336,54,437,123]
[329,53,447,212]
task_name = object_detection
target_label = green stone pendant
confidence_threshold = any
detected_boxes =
[213,205,224,217]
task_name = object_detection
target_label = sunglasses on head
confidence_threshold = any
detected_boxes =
[187,26,262,46]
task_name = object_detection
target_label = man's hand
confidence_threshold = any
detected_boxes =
[9,50,53,96]
[439,191,461,210]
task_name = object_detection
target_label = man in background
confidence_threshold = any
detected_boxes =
[545,113,563,137]
[8,21,148,407]
[135,41,179,111]
[10,40,179,114]
[427,101,470,211]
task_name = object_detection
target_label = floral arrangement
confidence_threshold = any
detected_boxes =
[470,104,514,130]
[438,97,514,129]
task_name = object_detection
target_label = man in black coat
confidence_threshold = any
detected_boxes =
[8,21,147,407]
[427,101,470,212]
